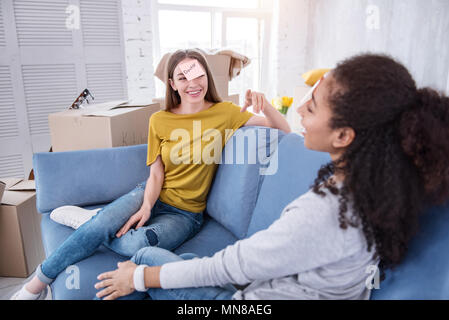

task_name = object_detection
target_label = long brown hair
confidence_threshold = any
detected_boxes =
[164,49,222,111]
[311,53,449,278]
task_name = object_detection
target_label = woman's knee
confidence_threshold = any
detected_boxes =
[131,247,182,266]
[82,211,121,241]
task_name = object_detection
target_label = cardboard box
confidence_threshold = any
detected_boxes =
[152,94,240,110]
[155,53,231,98]
[0,180,5,204]
[49,101,161,152]
[225,94,240,105]
[0,178,44,278]
[205,54,231,97]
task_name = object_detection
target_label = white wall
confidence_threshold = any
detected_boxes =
[276,0,449,96]
[121,0,156,102]
[275,0,309,97]
[122,0,449,103]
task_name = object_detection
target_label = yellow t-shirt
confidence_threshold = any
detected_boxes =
[146,101,254,213]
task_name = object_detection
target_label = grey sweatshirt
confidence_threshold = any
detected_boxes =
[159,183,379,300]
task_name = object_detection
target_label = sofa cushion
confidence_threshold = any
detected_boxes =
[370,201,449,299]
[33,144,149,214]
[174,215,238,257]
[206,126,285,239]
[247,133,330,237]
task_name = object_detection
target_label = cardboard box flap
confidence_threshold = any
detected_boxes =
[120,99,158,108]
[82,101,159,117]
[0,178,23,190]
[1,190,34,206]
[83,107,143,117]
[81,100,128,115]
[8,180,35,191]
[0,178,36,191]
[0,178,36,205]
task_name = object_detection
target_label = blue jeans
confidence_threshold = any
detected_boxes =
[37,180,203,283]
[100,247,237,300]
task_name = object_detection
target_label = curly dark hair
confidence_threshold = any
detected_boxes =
[311,53,449,277]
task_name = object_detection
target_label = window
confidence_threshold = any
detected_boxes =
[152,0,273,103]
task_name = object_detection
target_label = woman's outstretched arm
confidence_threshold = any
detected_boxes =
[241,89,292,133]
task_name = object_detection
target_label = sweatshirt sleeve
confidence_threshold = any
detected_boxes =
[159,191,347,289]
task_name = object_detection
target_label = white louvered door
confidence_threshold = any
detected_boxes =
[0,0,127,179]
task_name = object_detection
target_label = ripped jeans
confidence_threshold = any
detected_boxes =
[36,180,203,284]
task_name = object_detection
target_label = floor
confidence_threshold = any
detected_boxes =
[0,272,52,300]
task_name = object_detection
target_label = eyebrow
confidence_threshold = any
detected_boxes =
[176,73,185,77]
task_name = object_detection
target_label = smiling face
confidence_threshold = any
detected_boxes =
[297,73,355,160]
[169,58,208,105]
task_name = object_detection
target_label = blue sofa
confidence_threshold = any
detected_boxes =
[32,126,449,300]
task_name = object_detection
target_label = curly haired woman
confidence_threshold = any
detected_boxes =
[95,53,449,300]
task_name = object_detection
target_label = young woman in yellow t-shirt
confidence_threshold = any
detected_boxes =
[13,49,290,299]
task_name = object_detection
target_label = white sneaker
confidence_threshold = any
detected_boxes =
[50,206,102,229]
[10,286,48,300]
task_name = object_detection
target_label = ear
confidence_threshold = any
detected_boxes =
[332,127,355,149]
[169,78,177,91]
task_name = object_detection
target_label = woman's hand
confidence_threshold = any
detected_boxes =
[241,89,270,114]
[95,261,137,300]
[116,206,151,238]
[241,89,292,133]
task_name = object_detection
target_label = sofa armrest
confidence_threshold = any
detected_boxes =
[33,144,150,213]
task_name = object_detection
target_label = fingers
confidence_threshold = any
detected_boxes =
[135,212,150,229]
[116,216,137,237]
[252,92,263,113]
[96,286,115,299]
[95,273,118,299]
[97,270,115,281]
[251,92,257,112]
[95,278,114,290]
[245,89,252,102]
[135,217,147,230]
[116,224,129,238]
[241,89,252,112]
[95,277,115,299]
[241,90,268,113]
[103,291,120,301]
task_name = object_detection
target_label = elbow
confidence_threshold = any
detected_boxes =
[270,120,292,134]
[283,126,292,134]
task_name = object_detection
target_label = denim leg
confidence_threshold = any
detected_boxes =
[117,247,236,300]
[39,181,147,282]
[104,203,203,257]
